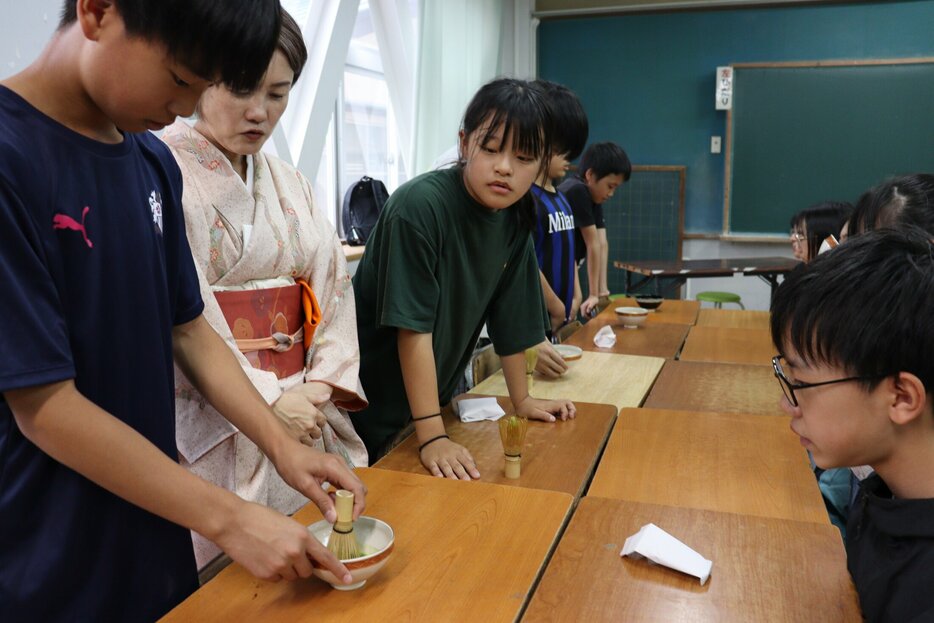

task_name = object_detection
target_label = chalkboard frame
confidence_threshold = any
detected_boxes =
[722,57,934,238]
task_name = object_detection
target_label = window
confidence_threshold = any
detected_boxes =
[280,0,419,231]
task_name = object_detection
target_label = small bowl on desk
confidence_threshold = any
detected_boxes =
[615,306,649,329]
[554,344,583,361]
[634,296,664,311]
[307,516,395,590]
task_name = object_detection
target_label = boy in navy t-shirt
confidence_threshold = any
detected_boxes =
[0,2,365,620]
[558,142,631,316]
[530,81,587,346]
[770,228,934,622]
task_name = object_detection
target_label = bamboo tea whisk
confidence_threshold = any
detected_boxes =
[327,489,360,560]
[524,347,539,395]
[498,414,529,479]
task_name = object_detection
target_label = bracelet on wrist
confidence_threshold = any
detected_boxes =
[412,412,442,422]
[418,434,449,453]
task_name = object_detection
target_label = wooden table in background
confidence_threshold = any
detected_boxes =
[472,351,664,412]
[679,326,774,366]
[696,308,770,330]
[588,408,827,524]
[602,297,700,325]
[375,395,616,499]
[564,319,689,359]
[162,468,572,623]
[524,498,860,622]
[615,256,799,300]
[644,360,785,416]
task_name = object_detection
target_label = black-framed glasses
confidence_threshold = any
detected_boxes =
[771,355,886,407]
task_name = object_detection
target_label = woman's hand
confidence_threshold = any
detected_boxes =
[517,396,576,422]
[272,383,331,444]
[419,437,480,480]
[535,340,568,378]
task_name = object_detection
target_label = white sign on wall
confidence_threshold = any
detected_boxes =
[716,66,734,110]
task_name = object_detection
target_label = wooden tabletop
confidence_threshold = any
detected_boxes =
[374,395,616,499]
[644,360,785,416]
[162,468,572,622]
[341,243,365,261]
[563,318,689,358]
[524,498,860,622]
[588,408,827,524]
[472,351,664,412]
[679,326,774,366]
[696,309,770,330]
[601,297,700,325]
[616,256,799,278]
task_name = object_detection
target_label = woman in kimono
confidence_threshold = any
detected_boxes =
[163,10,368,569]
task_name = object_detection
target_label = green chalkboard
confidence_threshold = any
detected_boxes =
[727,61,934,235]
[577,165,684,299]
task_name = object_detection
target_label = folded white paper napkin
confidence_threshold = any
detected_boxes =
[593,325,617,348]
[621,523,713,585]
[454,397,506,423]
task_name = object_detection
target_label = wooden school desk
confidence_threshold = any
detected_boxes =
[161,468,572,623]
[588,408,827,524]
[601,297,700,325]
[696,308,770,330]
[614,256,799,300]
[644,360,785,417]
[375,395,616,499]
[679,326,774,366]
[523,498,860,622]
[472,351,664,412]
[563,319,689,359]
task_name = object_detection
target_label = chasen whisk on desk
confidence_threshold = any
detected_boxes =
[498,414,529,479]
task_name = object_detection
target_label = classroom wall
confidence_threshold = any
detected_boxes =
[1,0,60,80]
[537,0,934,233]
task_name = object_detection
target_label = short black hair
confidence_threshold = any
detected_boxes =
[60,0,280,93]
[850,174,934,236]
[789,201,852,261]
[278,9,308,86]
[458,77,555,231]
[771,226,934,394]
[579,142,632,182]
[532,80,589,161]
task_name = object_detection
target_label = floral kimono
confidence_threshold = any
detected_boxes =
[163,120,367,568]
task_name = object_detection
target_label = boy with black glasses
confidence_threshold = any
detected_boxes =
[770,227,934,622]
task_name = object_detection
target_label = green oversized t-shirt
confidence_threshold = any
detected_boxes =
[351,167,546,455]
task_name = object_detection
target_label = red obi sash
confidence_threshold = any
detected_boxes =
[213,280,322,379]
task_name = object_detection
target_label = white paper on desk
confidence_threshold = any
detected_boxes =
[593,325,617,348]
[454,397,506,422]
[621,523,713,585]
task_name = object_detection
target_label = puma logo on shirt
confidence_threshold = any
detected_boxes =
[547,210,575,234]
[52,206,93,248]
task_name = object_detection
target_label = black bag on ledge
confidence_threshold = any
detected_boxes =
[341,176,388,246]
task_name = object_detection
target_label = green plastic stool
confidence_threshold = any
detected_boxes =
[696,291,745,309]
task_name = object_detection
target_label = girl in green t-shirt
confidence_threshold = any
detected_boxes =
[352,78,577,479]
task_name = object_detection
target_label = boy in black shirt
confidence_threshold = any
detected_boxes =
[558,142,631,315]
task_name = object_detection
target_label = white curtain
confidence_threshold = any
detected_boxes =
[413,0,505,174]
[370,0,419,177]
